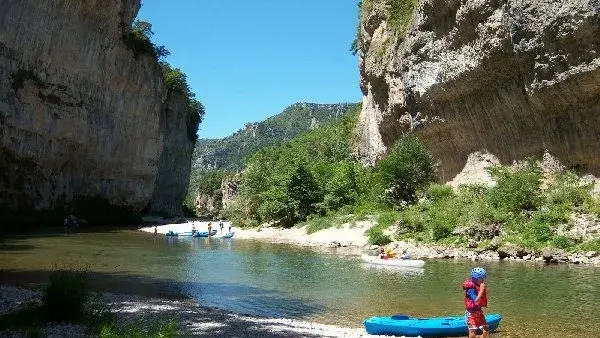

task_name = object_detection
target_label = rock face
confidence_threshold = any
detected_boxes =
[0,0,194,222]
[148,92,195,216]
[356,0,600,181]
[221,174,241,209]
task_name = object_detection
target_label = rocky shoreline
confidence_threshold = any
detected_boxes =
[369,241,600,266]
[0,285,402,338]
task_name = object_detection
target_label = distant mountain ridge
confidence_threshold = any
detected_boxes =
[192,102,359,171]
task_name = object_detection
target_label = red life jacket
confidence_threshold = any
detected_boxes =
[463,279,487,311]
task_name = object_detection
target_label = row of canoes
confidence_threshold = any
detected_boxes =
[165,230,234,238]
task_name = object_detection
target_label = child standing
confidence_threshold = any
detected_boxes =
[463,267,489,338]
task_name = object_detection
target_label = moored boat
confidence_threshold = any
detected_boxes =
[361,254,426,268]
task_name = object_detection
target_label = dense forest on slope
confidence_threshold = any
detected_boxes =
[192,103,358,171]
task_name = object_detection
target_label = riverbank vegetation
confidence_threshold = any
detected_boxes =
[221,105,600,254]
[0,269,177,337]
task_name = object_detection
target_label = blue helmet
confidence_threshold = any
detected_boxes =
[470,267,487,280]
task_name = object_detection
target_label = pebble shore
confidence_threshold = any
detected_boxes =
[0,285,404,338]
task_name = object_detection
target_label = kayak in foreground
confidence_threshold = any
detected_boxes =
[364,313,502,337]
[361,254,426,268]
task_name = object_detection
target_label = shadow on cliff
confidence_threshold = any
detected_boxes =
[0,269,331,337]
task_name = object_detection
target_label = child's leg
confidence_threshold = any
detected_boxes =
[480,325,490,338]
[468,329,477,338]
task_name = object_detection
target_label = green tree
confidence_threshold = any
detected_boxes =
[377,134,436,204]
[322,161,359,211]
[287,164,322,221]
[124,20,170,60]
[258,184,296,227]
[160,62,204,142]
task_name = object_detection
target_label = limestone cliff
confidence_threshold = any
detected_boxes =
[148,92,196,216]
[0,0,196,223]
[356,0,600,181]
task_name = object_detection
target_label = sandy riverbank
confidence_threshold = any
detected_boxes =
[139,219,372,247]
[138,218,600,266]
[0,285,402,338]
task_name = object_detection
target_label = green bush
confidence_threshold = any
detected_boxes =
[397,206,424,234]
[378,134,436,205]
[367,225,392,246]
[578,238,600,252]
[551,235,574,250]
[546,171,593,208]
[387,0,419,37]
[424,199,461,241]
[487,159,542,213]
[99,319,177,338]
[426,184,455,202]
[42,270,88,322]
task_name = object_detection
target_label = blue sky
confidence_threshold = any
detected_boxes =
[137,0,362,139]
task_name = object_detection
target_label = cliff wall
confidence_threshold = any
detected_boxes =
[0,0,194,223]
[356,0,600,181]
[148,92,195,216]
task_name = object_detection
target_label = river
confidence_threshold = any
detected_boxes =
[1,229,598,338]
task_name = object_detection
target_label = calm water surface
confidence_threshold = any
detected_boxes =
[1,230,599,338]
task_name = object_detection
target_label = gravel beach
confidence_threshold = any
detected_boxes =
[0,285,404,338]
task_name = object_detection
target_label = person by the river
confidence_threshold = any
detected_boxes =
[228,222,232,233]
[219,220,224,233]
[192,224,196,234]
[378,247,397,260]
[208,222,212,236]
[154,226,157,236]
[401,250,409,260]
[463,267,489,338]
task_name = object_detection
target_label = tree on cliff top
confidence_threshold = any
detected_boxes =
[160,62,205,142]
[123,20,170,60]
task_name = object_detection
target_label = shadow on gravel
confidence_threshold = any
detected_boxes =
[0,269,336,337]
[112,297,350,338]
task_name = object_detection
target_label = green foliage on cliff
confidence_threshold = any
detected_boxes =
[192,103,359,171]
[352,0,418,54]
[160,62,205,142]
[122,20,170,60]
[121,19,204,143]
[387,0,419,37]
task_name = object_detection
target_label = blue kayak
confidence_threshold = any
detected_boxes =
[363,313,502,337]
[221,232,234,238]
[192,230,218,237]
[166,231,194,237]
